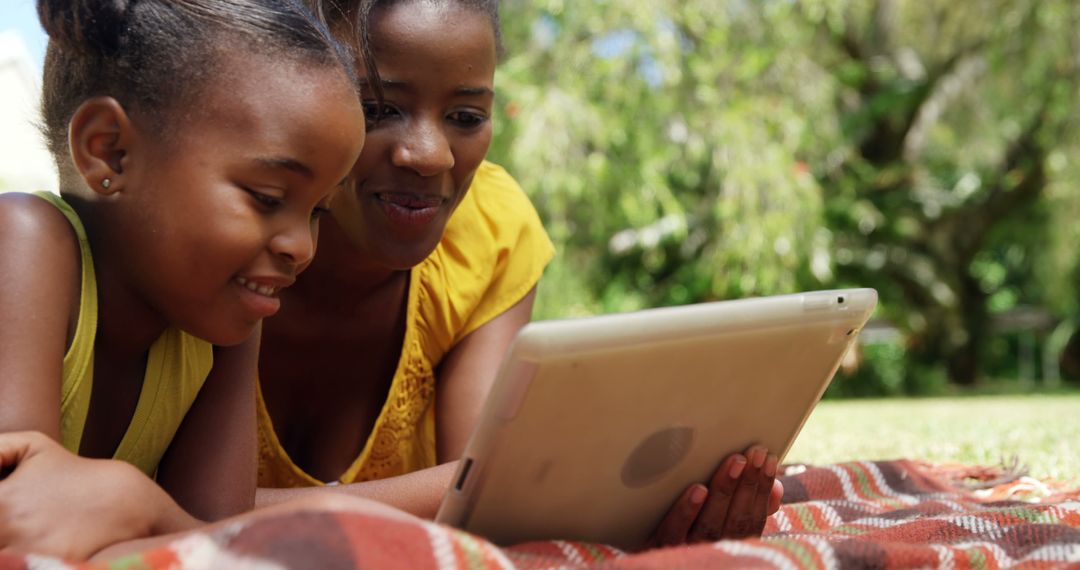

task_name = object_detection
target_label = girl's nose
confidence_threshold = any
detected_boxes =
[269,218,316,268]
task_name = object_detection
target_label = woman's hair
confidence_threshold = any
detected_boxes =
[318,0,500,105]
[37,0,357,164]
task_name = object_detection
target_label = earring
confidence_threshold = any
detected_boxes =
[101,178,112,189]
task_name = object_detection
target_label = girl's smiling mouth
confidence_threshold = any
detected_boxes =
[233,276,291,318]
[235,276,281,297]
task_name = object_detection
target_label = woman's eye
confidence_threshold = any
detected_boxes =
[311,205,331,220]
[449,111,487,128]
[362,101,400,125]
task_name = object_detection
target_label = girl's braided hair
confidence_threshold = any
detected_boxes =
[38,0,357,164]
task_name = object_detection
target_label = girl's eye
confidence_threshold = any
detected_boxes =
[311,205,331,220]
[246,189,282,209]
[448,110,487,129]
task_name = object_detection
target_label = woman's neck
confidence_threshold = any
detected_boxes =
[290,219,408,312]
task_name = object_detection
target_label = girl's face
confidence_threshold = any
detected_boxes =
[114,54,365,345]
[329,1,497,270]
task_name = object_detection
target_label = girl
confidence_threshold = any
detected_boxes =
[0,0,365,559]
[256,0,782,545]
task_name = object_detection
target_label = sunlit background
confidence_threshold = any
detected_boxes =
[488,1,1080,393]
[2,1,1078,478]
[0,1,54,193]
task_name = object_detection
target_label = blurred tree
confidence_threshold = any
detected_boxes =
[494,1,833,318]
[799,0,1080,385]
[492,0,1080,388]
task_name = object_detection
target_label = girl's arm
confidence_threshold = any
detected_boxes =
[0,194,79,436]
[155,331,260,522]
[0,431,192,559]
[96,484,419,560]
[0,196,186,558]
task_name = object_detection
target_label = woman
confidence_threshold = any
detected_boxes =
[256,0,782,545]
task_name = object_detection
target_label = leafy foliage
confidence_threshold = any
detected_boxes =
[492,0,1080,388]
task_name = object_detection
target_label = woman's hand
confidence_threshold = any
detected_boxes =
[648,445,783,548]
[0,431,193,560]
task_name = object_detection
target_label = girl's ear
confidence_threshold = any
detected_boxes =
[68,97,137,196]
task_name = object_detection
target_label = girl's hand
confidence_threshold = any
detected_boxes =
[0,431,191,560]
[648,445,783,548]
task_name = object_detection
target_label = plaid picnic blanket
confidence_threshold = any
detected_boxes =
[3,459,1079,569]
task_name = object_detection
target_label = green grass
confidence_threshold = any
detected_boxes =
[785,394,1080,483]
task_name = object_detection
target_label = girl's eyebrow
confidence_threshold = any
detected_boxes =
[254,157,314,180]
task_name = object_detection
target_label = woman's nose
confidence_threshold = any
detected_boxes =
[391,119,455,176]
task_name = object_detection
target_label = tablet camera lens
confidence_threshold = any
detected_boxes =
[837,296,845,304]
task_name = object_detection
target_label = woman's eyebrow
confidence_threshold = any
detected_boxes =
[357,78,493,97]
[359,77,410,92]
[456,86,494,97]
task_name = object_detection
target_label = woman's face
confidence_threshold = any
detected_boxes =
[329,1,497,270]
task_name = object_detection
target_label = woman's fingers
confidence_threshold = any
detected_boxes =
[686,452,746,542]
[740,453,777,538]
[769,478,784,514]
[650,483,708,547]
[716,446,768,539]
[653,447,784,547]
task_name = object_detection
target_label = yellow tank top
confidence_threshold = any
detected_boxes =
[257,161,555,487]
[34,192,214,477]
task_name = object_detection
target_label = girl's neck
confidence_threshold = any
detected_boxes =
[64,194,170,354]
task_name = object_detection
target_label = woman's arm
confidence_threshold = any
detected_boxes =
[254,287,538,517]
[155,332,260,522]
[255,461,458,519]
[435,287,538,462]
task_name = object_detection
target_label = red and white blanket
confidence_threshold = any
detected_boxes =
[3,460,1079,569]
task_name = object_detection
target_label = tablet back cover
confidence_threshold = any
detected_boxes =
[437,289,876,549]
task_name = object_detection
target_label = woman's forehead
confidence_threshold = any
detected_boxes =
[369,1,495,62]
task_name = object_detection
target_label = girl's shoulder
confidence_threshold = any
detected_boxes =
[0,192,83,263]
[0,192,85,389]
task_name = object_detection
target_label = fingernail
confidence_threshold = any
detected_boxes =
[751,448,766,469]
[690,485,707,505]
[764,454,778,477]
[729,456,747,479]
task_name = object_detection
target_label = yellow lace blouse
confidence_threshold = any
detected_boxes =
[33,192,214,477]
[256,161,555,487]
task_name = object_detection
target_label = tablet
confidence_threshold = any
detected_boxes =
[435,288,877,549]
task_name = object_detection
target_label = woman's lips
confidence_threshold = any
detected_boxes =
[374,193,444,229]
